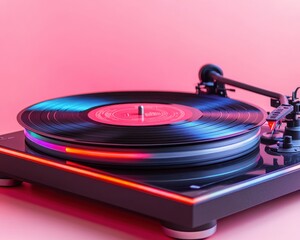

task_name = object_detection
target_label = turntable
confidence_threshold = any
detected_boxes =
[0,64,299,239]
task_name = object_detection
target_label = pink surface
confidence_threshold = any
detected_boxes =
[0,1,300,239]
[0,183,300,240]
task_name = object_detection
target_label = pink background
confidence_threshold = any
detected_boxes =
[0,0,300,239]
[1,0,300,134]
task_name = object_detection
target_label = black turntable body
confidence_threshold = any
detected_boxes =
[0,64,299,239]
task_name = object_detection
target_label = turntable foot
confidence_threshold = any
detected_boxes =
[0,175,22,187]
[162,221,217,239]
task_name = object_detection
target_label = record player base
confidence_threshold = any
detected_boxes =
[1,127,300,240]
[162,221,217,239]
[0,176,215,240]
[0,175,22,187]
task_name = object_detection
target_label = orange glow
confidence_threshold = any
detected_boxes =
[65,147,150,160]
[267,121,277,131]
[0,147,194,205]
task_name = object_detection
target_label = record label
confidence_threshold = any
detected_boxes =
[87,103,203,126]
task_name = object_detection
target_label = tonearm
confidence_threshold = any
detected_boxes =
[196,64,300,151]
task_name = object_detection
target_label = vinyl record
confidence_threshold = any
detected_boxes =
[18,91,266,147]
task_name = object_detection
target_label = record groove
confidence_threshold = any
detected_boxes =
[18,91,266,147]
